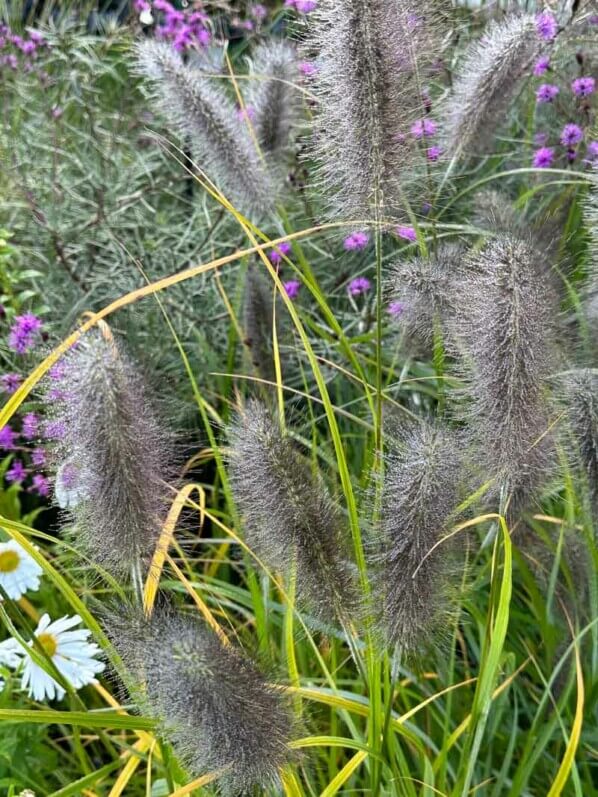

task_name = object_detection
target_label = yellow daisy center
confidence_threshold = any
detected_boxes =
[0,550,20,573]
[37,633,58,658]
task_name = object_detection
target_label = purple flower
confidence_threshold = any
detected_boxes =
[387,301,405,317]
[536,12,557,41]
[31,473,49,497]
[288,0,317,12]
[284,280,301,300]
[533,147,555,168]
[6,460,26,483]
[344,231,369,251]
[31,448,46,468]
[533,57,550,76]
[566,148,577,163]
[0,426,16,449]
[585,141,598,162]
[427,146,442,162]
[43,420,66,440]
[251,4,267,19]
[269,242,292,265]
[410,118,437,139]
[0,373,22,394]
[299,61,318,77]
[237,105,257,122]
[572,77,595,97]
[560,123,583,146]
[22,413,39,440]
[8,313,42,354]
[348,277,371,296]
[397,226,417,243]
[134,0,151,10]
[536,83,560,103]
[534,132,549,146]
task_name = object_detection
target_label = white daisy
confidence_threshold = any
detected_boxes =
[0,540,43,600]
[21,614,105,702]
[0,636,24,692]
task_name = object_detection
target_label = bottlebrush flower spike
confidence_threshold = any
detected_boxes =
[306,0,449,220]
[561,369,598,526]
[106,606,295,794]
[371,421,465,654]
[135,41,273,217]
[386,244,464,353]
[442,14,540,159]
[227,399,357,622]
[246,40,300,164]
[243,266,281,382]
[450,235,559,514]
[45,331,173,577]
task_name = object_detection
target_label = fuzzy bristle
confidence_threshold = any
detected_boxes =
[371,421,465,654]
[46,332,172,577]
[106,606,294,794]
[135,40,273,217]
[450,234,559,514]
[441,14,540,159]
[243,266,280,382]
[306,0,448,220]
[246,40,300,165]
[227,399,357,623]
[387,244,464,354]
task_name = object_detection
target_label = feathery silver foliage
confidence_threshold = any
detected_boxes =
[227,399,356,622]
[246,40,299,165]
[107,607,294,794]
[442,14,540,159]
[451,235,558,510]
[307,0,448,219]
[135,40,273,217]
[387,244,464,354]
[372,421,464,654]
[46,332,172,576]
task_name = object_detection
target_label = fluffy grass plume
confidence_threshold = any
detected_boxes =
[243,265,279,382]
[442,13,540,159]
[227,399,356,622]
[246,40,299,164]
[135,40,273,217]
[46,331,172,578]
[582,170,598,338]
[387,244,463,354]
[371,421,465,654]
[451,235,559,514]
[106,606,294,794]
[306,0,448,220]
[562,369,598,529]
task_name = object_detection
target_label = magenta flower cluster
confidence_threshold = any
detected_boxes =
[285,0,318,13]
[0,23,48,71]
[410,118,442,162]
[8,313,42,354]
[344,231,369,251]
[136,0,210,51]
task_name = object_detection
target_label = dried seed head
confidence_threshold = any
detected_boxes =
[387,244,464,354]
[45,332,172,577]
[442,14,540,159]
[450,235,559,513]
[227,399,357,623]
[306,0,449,220]
[246,40,300,165]
[106,606,295,794]
[135,40,273,217]
[371,421,465,654]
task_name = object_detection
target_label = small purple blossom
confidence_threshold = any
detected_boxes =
[533,146,555,168]
[427,146,442,162]
[285,0,317,12]
[299,61,318,77]
[536,83,560,103]
[237,105,257,122]
[8,313,42,354]
[284,280,301,300]
[585,141,598,162]
[387,301,405,317]
[31,448,46,468]
[22,413,39,441]
[269,242,292,265]
[534,132,549,146]
[250,4,268,19]
[0,373,22,394]
[536,12,557,41]
[31,473,50,497]
[560,123,583,146]
[344,231,369,251]
[566,148,577,163]
[397,226,417,243]
[348,277,371,296]
[6,460,26,483]
[533,57,550,76]
[572,77,595,97]
[0,426,16,450]
[410,118,437,139]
